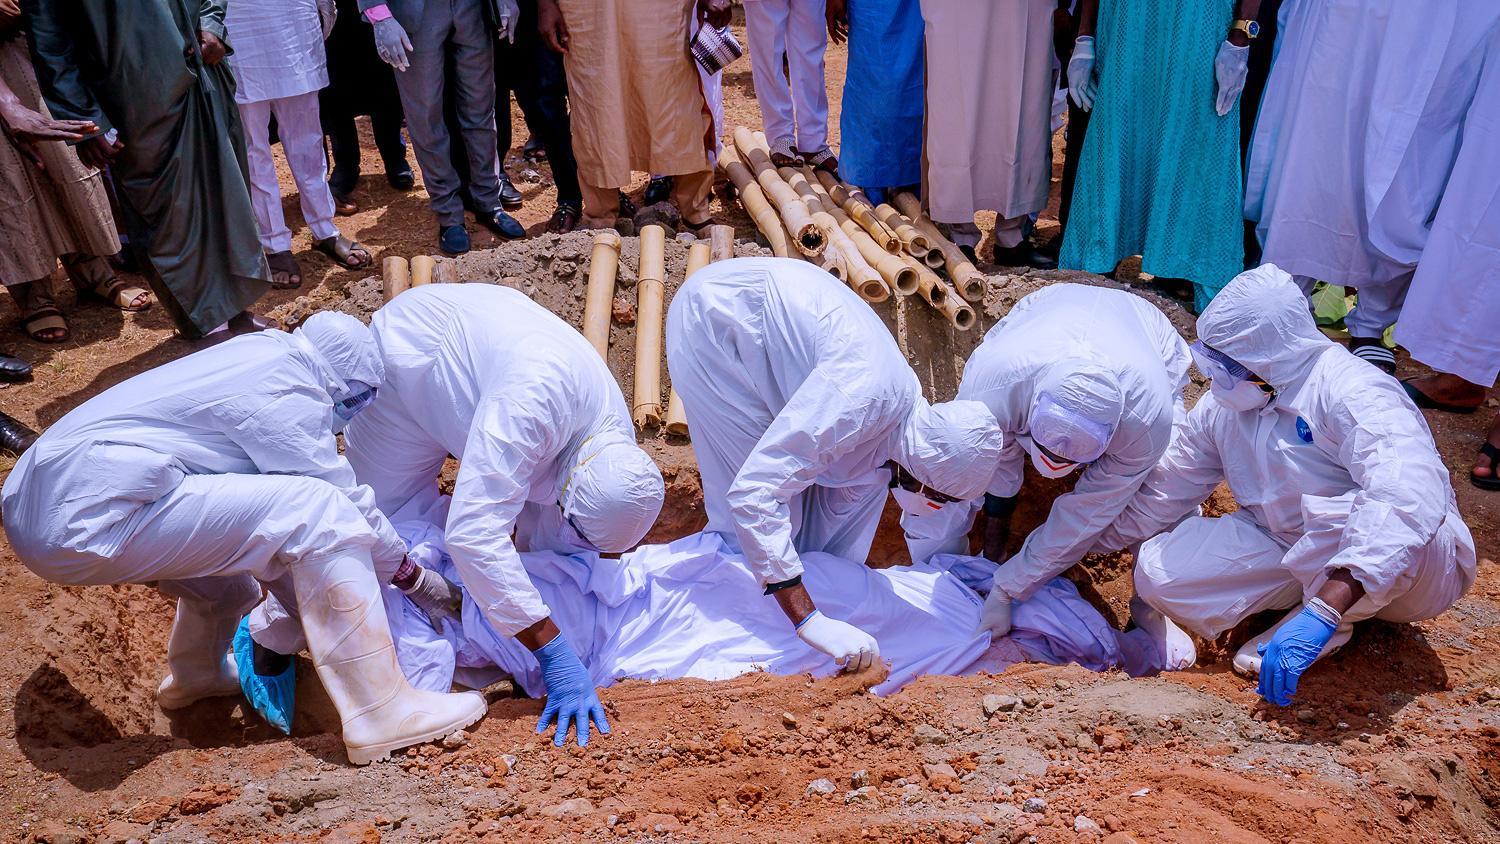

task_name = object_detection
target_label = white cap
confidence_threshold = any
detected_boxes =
[897,399,1005,501]
[295,312,384,393]
[559,435,665,552]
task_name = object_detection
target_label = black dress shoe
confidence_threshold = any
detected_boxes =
[643,176,673,206]
[992,241,1059,270]
[497,176,523,210]
[478,208,525,240]
[0,410,39,458]
[0,353,32,383]
[386,165,415,191]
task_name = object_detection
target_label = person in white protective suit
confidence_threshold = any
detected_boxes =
[903,283,1191,643]
[249,283,664,748]
[1092,265,1477,707]
[0,313,487,765]
[665,257,1006,673]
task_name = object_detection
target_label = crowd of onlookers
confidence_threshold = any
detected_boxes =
[0,0,1496,486]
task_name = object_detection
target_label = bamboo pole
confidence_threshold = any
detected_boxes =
[719,148,791,258]
[802,168,916,296]
[633,225,667,428]
[381,256,409,301]
[582,230,622,359]
[871,202,930,258]
[813,170,901,254]
[732,127,823,256]
[665,240,714,438]
[709,224,735,261]
[900,254,976,331]
[892,192,988,302]
[433,258,458,283]
[778,164,888,301]
[410,254,435,286]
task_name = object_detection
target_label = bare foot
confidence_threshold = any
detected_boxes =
[1406,373,1486,409]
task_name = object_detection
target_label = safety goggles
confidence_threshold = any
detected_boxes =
[887,462,963,505]
[1190,342,1274,394]
[333,386,377,421]
[1189,341,1251,383]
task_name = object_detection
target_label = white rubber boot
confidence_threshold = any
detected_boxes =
[157,598,242,710]
[1129,595,1197,671]
[1231,605,1354,678]
[291,551,487,765]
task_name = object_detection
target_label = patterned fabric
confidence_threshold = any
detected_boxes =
[690,24,743,75]
[0,37,119,285]
[1059,0,1244,311]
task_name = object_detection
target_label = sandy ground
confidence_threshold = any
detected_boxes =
[4,22,1500,844]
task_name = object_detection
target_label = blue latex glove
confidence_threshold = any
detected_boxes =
[534,635,610,747]
[232,617,295,735]
[1256,606,1336,706]
[1214,41,1250,117]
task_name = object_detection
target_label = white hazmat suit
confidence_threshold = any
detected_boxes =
[666,258,1004,664]
[909,284,1190,606]
[1095,265,1476,651]
[1,314,486,764]
[314,284,663,641]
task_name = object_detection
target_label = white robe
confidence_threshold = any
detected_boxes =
[1245,0,1500,294]
[1393,28,1500,387]
[225,0,329,105]
[380,508,1178,697]
[920,0,1055,224]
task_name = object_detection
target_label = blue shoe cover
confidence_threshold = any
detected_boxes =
[233,617,295,735]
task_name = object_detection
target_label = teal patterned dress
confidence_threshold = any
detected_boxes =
[1059,0,1245,311]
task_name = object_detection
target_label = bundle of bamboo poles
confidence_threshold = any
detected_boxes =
[717,126,981,330]
[381,254,459,301]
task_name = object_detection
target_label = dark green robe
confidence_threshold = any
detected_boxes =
[25,0,270,337]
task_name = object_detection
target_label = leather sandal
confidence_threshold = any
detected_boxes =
[547,203,581,234]
[769,137,800,168]
[800,146,839,174]
[64,255,152,311]
[313,235,372,270]
[15,281,68,343]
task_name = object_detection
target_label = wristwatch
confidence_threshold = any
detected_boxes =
[1231,19,1261,40]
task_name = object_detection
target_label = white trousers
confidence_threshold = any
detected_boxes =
[744,0,830,151]
[1134,503,1476,641]
[239,91,340,253]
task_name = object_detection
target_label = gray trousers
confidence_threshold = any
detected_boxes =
[392,0,501,226]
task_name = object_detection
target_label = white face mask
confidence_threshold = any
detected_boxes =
[1019,435,1081,479]
[1211,378,1274,412]
[891,485,948,516]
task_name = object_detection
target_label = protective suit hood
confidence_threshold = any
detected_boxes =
[1197,264,1333,392]
[895,399,1004,501]
[1029,359,1123,463]
[293,312,385,398]
[559,432,666,553]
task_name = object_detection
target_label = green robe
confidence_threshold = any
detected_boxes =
[25,0,270,337]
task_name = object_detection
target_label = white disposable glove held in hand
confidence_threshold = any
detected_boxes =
[1068,36,1097,112]
[400,566,463,634]
[978,588,1013,637]
[372,17,413,72]
[495,0,520,43]
[796,610,879,673]
[317,0,338,38]
[1214,41,1250,117]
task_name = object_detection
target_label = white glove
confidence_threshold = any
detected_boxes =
[1214,41,1250,117]
[978,588,1013,637]
[400,566,463,634]
[371,16,413,72]
[1067,36,1097,112]
[495,0,520,43]
[796,610,879,673]
[317,0,337,39]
